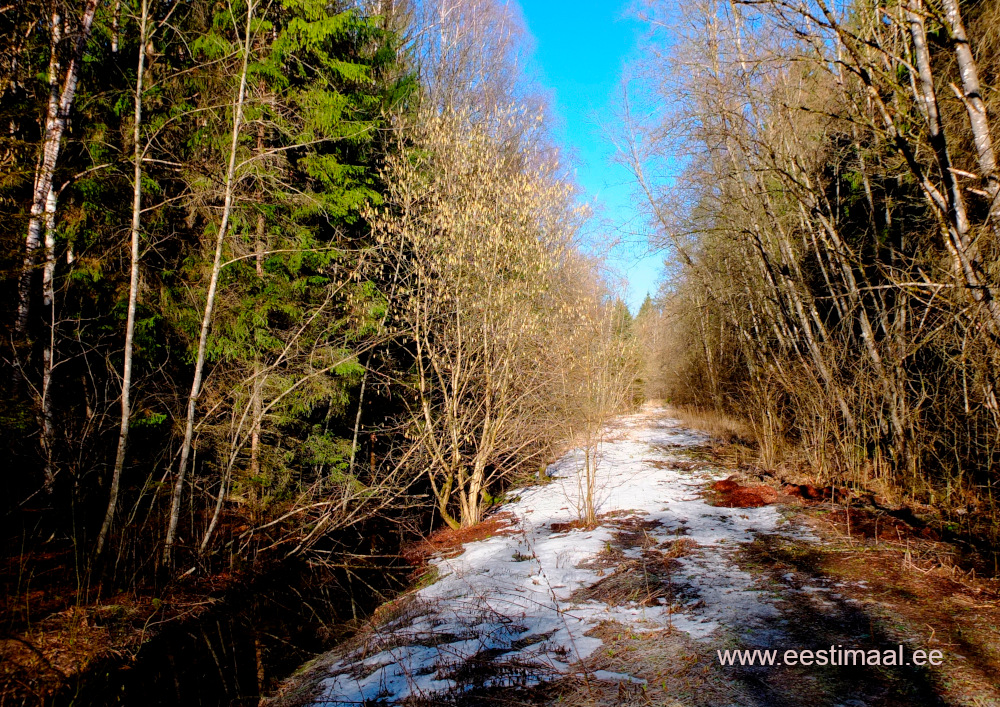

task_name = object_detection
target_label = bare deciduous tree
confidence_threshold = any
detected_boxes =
[625,0,1000,529]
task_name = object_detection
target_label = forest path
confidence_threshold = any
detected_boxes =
[272,407,1000,707]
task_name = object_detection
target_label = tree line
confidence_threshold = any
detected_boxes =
[630,0,1000,543]
[0,0,639,595]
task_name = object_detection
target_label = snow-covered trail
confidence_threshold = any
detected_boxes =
[310,407,814,705]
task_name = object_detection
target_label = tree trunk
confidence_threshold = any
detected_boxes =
[164,0,256,568]
[347,359,368,477]
[907,0,968,240]
[906,0,1000,331]
[250,363,262,478]
[96,0,148,558]
[18,0,100,332]
[39,187,59,493]
[941,0,999,223]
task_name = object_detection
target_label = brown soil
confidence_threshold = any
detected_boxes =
[550,519,593,533]
[644,459,710,471]
[551,511,658,536]
[783,483,852,503]
[709,474,859,510]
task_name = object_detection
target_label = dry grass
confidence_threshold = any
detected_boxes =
[544,622,752,707]
[571,516,697,609]
[570,549,690,608]
[0,607,115,702]
[0,565,234,705]
[658,404,754,446]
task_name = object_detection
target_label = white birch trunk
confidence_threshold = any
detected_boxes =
[940,0,999,223]
[906,0,1000,330]
[96,0,149,557]
[39,187,59,493]
[18,0,100,332]
[163,0,256,567]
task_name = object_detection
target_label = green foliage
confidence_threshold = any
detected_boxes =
[133,411,168,428]
[0,0,418,578]
[301,431,352,472]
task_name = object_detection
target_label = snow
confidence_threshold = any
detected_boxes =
[312,407,816,706]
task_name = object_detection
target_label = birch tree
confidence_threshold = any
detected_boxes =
[17,0,100,333]
[163,0,256,567]
[95,0,150,558]
[629,0,1000,524]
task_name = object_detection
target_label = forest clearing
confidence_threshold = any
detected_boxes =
[4,0,1000,703]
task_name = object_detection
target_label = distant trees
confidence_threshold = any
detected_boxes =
[550,275,640,526]
[630,0,1000,532]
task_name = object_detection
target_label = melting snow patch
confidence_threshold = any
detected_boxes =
[312,408,812,705]
[592,670,647,684]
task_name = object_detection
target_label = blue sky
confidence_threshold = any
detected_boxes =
[517,0,662,312]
